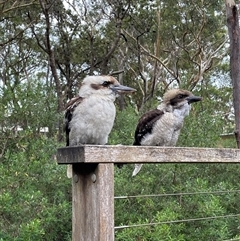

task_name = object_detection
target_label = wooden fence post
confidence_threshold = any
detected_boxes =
[71,163,114,241]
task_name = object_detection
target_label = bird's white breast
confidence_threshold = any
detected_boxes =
[69,95,116,145]
[173,103,191,120]
[141,104,191,146]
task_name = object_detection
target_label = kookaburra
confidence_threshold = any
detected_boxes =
[65,75,136,177]
[132,89,202,176]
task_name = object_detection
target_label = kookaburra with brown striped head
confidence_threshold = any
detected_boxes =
[65,75,136,177]
[65,75,136,146]
[132,89,202,176]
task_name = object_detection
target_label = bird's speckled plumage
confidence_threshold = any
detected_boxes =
[132,89,201,176]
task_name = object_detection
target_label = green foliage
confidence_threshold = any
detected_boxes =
[109,105,139,145]
[115,162,240,240]
[0,136,71,241]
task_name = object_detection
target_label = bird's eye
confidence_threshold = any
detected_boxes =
[178,94,184,99]
[102,81,110,87]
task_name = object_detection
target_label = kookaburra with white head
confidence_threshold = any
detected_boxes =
[132,89,202,176]
[65,75,136,177]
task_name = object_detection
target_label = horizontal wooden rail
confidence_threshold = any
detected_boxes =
[57,145,240,164]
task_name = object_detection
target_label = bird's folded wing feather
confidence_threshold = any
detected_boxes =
[64,96,83,146]
[134,108,164,145]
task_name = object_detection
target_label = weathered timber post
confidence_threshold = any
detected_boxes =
[57,146,114,241]
[57,145,240,241]
[225,0,240,148]
[72,163,114,241]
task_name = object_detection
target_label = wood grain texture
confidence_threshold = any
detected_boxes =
[72,163,114,241]
[57,145,240,164]
[225,1,240,148]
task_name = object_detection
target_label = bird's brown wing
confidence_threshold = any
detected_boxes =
[133,108,164,145]
[64,96,83,146]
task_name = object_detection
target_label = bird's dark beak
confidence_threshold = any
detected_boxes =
[110,84,136,94]
[186,96,202,104]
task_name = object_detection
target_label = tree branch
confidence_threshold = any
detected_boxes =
[123,29,179,81]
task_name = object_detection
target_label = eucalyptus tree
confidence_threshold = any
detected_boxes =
[0,0,52,155]
[110,0,228,109]
[225,0,240,147]
[0,0,38,47]
[0,0,230,142]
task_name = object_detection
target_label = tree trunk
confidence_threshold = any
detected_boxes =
[38,0,64,141]
[225,0,240,148]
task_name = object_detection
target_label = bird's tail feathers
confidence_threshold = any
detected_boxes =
[132,164,143,177]
[67,164,72,178]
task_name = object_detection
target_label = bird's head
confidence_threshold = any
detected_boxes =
[161,89,202,116]
[79,75,136,99]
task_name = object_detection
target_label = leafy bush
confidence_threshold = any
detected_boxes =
[0,135,71,241]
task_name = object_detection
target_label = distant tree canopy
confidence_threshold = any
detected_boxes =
[0,0,232,141]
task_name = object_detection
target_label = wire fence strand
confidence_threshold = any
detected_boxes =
[114,190,240,199]
[114,214,240,230]
[222,239,240,241]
